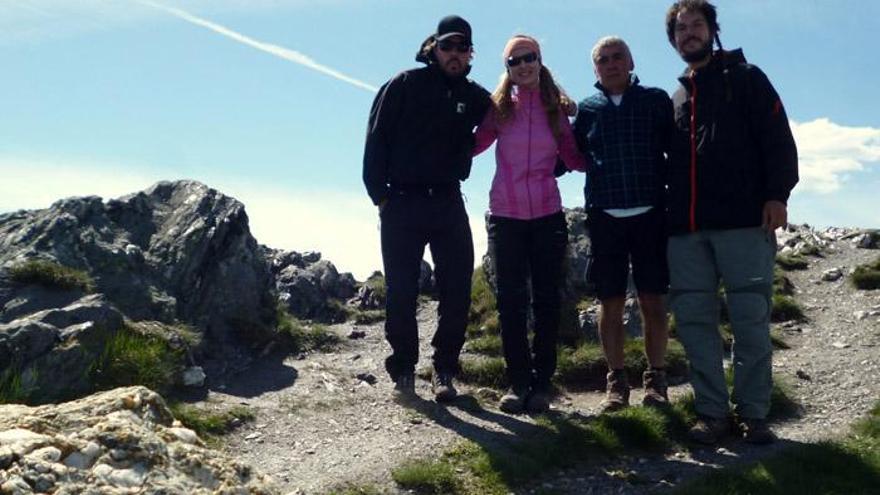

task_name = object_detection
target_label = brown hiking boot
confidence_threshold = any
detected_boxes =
[688,415,730,445]
[738,418,777,445]
[600,369,630,413]
[431,372,457,402]
[642,368,669,408]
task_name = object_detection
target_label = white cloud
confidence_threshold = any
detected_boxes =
[791,118,880,194]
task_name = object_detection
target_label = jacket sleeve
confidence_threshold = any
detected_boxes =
[557,113,589,172]
[473,107,498,157]
[746,66,799,204]
[654,91,675,184]
[363,75,404,206]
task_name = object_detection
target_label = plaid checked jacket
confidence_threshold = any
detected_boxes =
[573,76,674,210]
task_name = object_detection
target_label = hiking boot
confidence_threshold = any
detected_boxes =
[642,368,669,408]
[600,369,630,413]
[525,387,553,414]
[499,386,530,414]
[738,418,777,445]
[688,415,730,445]
[393,373,416,398]
[432,372,457,402]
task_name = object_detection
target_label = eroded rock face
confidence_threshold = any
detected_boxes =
[0,386,275,494]
[0,181,276,352]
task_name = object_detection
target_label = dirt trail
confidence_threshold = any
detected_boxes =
[200,237,879,494]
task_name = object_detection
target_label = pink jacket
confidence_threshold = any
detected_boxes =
[474,87,588,220]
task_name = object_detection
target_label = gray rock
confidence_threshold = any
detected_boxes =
[0,180,277,356]
[822,268,844,281]
[181,366,206,387]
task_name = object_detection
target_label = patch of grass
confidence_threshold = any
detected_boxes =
[90,325,184,394]
[0,365,27,405]
[776,253,809,271]
[771,294,805,322]
[458,356,507,389]
[168,403,254,445]
[392,458,461,494]
[465,334,503,357]
[673,401,880,495]
[364,271,387,302]
[467,267,499,337]
[851,257,880,290]
[555,338,688,388]
[8,259,94,292]
[773,267,795,296]
[277,304,340,354]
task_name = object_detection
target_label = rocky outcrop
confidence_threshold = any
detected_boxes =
[0,295,124,403]
[0,386,274,494]
[0,181,276,353]
[264,248,357,321]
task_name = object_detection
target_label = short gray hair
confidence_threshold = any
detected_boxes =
[591,36,632,64]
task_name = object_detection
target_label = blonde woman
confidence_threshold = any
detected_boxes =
[474,35,588,413]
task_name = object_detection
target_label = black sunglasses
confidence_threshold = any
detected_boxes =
[506,52,539,67]
[437,40,471,53]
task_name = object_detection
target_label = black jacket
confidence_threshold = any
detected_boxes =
[362,64,491,206]
[668,49,798,235]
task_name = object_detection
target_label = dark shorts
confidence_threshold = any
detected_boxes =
[587,207,669,300]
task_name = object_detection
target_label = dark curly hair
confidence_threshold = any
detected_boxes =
[665,0,722,49]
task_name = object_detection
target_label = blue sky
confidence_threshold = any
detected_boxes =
[2,1,878,279]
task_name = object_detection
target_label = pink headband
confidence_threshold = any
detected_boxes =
[502,36,541,61]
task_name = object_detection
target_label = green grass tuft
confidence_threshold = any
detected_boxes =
[9,259,94,292]
[168,402,254,445]
[277,304,340,354]
[90,325,184,394]
[0,366,27,405]
[467,267,499,337]
[673,401,880,495]
[392,458,461,494]
[771,294,805,322]
[776,253,809,271]
[851,257,880,290]
[458,356,507,389]
[465,334,503,357]
[364,271,387,302]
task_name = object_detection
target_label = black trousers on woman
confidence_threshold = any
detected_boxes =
[487,211,568,391]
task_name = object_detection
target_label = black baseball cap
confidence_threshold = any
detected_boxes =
[435,15,472,45]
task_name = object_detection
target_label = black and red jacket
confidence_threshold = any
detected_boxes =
[668,49,798,235]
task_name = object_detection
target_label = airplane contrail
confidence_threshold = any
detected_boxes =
[138,1,378,93]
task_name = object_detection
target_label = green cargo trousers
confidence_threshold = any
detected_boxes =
[668,227,776,420]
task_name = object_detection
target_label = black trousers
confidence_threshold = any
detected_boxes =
[487,211,568,390]
[380,190,473,379]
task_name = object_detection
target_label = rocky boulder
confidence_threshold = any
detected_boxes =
[0,180,276,353]
[0,295,125,403]
[265,248,357,320]
[0,386,274,494]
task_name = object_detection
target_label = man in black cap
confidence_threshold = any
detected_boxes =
[363,15,491,401]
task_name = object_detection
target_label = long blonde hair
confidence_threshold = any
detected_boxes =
[491,36,573,143]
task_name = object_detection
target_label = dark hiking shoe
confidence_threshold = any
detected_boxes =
[393,373,416,398]
[600,369,630,413]
[642,368,669,408]
[738,418,777,445]
[432,372,457,402]
[688,415,730,445]
[525,387,552,414]
[499,386,530,414]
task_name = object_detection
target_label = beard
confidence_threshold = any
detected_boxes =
[680,37,713,63]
